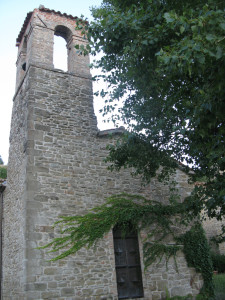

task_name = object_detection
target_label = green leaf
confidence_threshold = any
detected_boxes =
[205,34,214,41]
[191,25,198,32]
[219,23,225,30]
[142,40,148,45]
[180,26,185,34]
[196,54,205,64]
[164,12,174,23]
[216,47,223,60]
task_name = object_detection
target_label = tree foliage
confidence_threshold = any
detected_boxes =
[80,0,225,220]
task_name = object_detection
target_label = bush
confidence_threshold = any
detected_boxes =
[211,252,225,273]
[0,165,7,179]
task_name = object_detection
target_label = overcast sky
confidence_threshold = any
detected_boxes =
[0,0,114,164]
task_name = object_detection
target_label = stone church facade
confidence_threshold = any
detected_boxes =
[2,6,204,300]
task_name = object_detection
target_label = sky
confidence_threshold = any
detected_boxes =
[0,0,113,164]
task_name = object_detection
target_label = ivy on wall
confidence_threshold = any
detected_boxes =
[39,193,214,298]
[178,223,214,298]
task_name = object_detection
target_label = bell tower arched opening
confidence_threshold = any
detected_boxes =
[53,35,67,71]
[54,25,72,72]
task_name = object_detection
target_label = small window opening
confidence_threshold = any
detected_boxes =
[113,225,144,299]
[53,35,67,71]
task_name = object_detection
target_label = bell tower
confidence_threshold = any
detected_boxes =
[3,6,99,299]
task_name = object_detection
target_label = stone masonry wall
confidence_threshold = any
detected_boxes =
[2,69,30,298]
[3,7,203,300]
[202,216,225,254]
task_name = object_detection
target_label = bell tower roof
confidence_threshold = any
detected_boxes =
[16,5,85,46]
[15,5,90,85]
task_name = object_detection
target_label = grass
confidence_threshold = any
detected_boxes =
[213,274,225,300]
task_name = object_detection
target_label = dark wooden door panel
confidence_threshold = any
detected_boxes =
[114,238,127,266]
[113,225,144,299]
[126,238,140,266]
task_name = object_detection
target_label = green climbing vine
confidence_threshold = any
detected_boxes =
[39,193,214,299]
[143,242,181,271]
[178,223,214,299]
